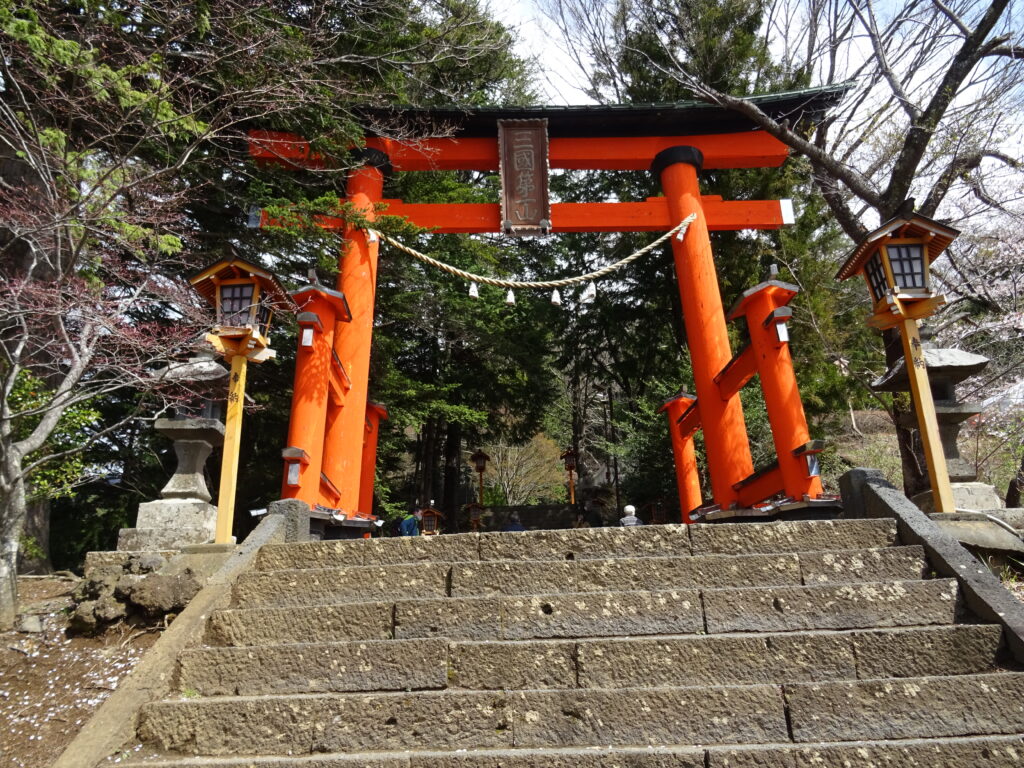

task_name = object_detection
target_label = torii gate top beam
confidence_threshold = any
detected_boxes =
[248,85,849,174]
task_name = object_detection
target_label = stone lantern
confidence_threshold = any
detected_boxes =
[117,352,228,551]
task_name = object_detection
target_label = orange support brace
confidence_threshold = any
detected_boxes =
[727,281,824,501]
[257,198,792,235]
[659,393,703,522]
[281,286,351,505]
[734,464,786,507]
[320,159,386,513]
[359,403,388,515]
[654,147,753,506]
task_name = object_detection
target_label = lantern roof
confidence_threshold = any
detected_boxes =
[836,212,960,281]
[189,255,296,312]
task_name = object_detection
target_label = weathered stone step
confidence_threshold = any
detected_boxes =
[232,563,449,607]
[234,546,925,608]
[785,671,1024,742]
[254,518,897,570]
[117,734,1024,768]
[179,624,1001,696]
[703,578,960,633]
[138,685,790,756]
[207,579,958,647]
[138,674,1024,757]
[454,545,925,597]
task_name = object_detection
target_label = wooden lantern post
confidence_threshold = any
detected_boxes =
[469,449,489,507]
[560,448,578,506]
[836,211,960,514]
[189,256,295,543]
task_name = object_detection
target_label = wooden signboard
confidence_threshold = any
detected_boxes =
[498,119,550,236]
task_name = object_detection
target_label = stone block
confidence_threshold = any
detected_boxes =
[690,519,896,555]
[118,757,410,768]
[267,498,311,543]
[913,481,1005,513]
[709,737,1024,768]
[501,589,702,640]
[508,685,788,747]
[179,639,448,695]
[395,596,502,640]
[117,524,210,552]
[205,602,393,647]
[573,553,802,591]
[478,525,690,562]
[412,747,705,768]
[139,691,516,755]
[135,498,218,536]
[786,736,1024,767]
[798,545,926,584]
[257,533,481,569]
[578,633,855,689]
[785,672,1024,742]
[852,624,1002,679]
[452,561,576,597]
[703,579,960,633]
[453,553,802,597]
[233,563,448,607]
[450,640,576,689]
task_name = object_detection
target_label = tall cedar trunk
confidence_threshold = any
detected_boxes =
[883,328,930,496]
[0,465,28,630]
[416,419,438,507]
[1007,456,1024,508]
[441,421,462,531]
[19,497,52,574]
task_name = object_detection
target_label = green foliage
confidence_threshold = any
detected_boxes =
[8,373,100,500]
[18,535,45,562]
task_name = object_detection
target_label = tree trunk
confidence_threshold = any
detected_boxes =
[441,421,462,530]
[19,497,53,575]
[1007,455,1024,508]
[883,328,930,496]
[0,469,28,630]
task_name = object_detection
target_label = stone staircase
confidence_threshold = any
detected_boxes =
[122,519,1024,766]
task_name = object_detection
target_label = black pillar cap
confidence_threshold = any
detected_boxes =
[348,147,393,179]
[650,146,704,179]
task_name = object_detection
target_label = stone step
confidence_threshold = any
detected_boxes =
[234,546,925,608]
[232,563,449,607]
[138,685,791,756]
[254,518,897,570]
[702,578,960,633]
[117,735,1024,768]
[178,624,1002,697]
[785,671,1024,743]
[138,674,1024,757]
[207,579,958,646]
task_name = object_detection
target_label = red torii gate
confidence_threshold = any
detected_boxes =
[248,91,844,522]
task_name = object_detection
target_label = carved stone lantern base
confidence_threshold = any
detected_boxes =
[118,418,225,551]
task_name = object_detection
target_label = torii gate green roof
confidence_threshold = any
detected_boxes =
[360,84,851,138]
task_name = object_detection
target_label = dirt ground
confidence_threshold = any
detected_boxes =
[0,576,158,768]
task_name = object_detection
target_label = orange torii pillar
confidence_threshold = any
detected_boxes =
[360,403,388,514]
[652,147,754,506]
[728,281,824,499]
[658,391,702,522]
[319,153,388,513]
[281,285,352,504]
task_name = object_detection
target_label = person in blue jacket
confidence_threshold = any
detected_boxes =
[501,512,526,532]
[399,511,420,536]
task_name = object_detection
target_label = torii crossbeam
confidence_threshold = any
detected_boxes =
[248,88,847,522]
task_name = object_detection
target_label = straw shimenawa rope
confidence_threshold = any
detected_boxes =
[372,213,697,290]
